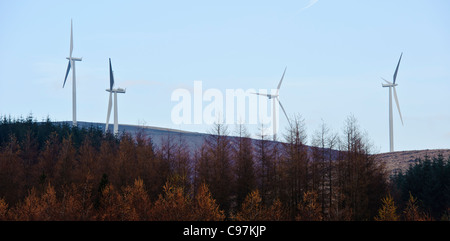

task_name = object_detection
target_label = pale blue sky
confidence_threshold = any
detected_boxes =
[1,0,449,153]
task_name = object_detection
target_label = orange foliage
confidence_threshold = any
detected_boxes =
[149,182,192,221]
[0,198,9,220]
[234,190,266,221]
[192,183,225,221]
[296,191,323,221]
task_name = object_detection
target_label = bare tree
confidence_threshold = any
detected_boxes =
[200,122,234,213]
[336,115,388,220]
[280,114,309,217]
[255,123,276,206]
[233,123,256,209]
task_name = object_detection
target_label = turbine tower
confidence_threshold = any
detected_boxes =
[105,58,126,136]
[382,53,404,152]
[253,67,291,141]
[63,19,82,127]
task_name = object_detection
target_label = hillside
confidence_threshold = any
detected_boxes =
[374,149,450,177]
[65,121,450,177]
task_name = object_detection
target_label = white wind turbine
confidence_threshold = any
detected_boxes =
[63,19,82,127]
[382,53,404,152]
[105,58,126,136]
[253,67,291,141]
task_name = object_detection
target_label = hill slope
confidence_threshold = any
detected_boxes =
[72,121,450,177]
[374,149,450,177]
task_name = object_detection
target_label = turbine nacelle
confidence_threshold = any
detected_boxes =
[252,93,278,99]
[381,77,397,87]
[382,84,398,87]
[66,57,82,61]
[106,88,126,93]
[382,83,398,88]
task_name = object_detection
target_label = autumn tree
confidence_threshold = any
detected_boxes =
[36,132,61,190]
[200,122,234,213]
[403,192,433,221]
[336,115,388,220]
[234,190,267,221]
[96,183,122,221]
[296,191,323,221]
[311,121,339,220]
[96,137,117,187]
[171,134,193,193]
[254,124,276,206]
[192,183,225,221]
[266,198,289,221]
[75,134,99,185]
[37,183,60,220]
[158,132,177,184]
[119,178,152,221]
[149,181,192,221]
[59,179,95,220]
[12,184,60,221]
[375,194,399,221]
[0,134,25,205]
[280,115,309,217]
[12,188,42,221]
[134,131,162,200]
[19,130,39,192]
[233,124,256,209]
[114,133,138,188]
[53,136,77,193]
[194,143,213,193]
[0,198,9,220]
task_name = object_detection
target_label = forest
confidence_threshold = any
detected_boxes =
[0,115,448,221]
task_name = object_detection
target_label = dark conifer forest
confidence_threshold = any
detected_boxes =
[0,115,448,221]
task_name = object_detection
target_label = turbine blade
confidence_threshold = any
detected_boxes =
[393,52,403,84]
[63,60,71,88]
[70,19,73,58]
[381,77,392,85]
[109,58,114,90]
[393,86,404,126]
[105,92,113,132]
[277,66,287,91]
[251,92,270,97]
[277,97,291,127]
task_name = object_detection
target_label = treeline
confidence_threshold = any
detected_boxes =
[0,115,448,220]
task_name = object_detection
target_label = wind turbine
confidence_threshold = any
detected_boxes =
[63,19,82,127]
[105,58,126,136]
[382,53,404,152]
[253,67,291,141]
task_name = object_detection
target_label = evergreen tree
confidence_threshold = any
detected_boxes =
[393,155,450,220]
